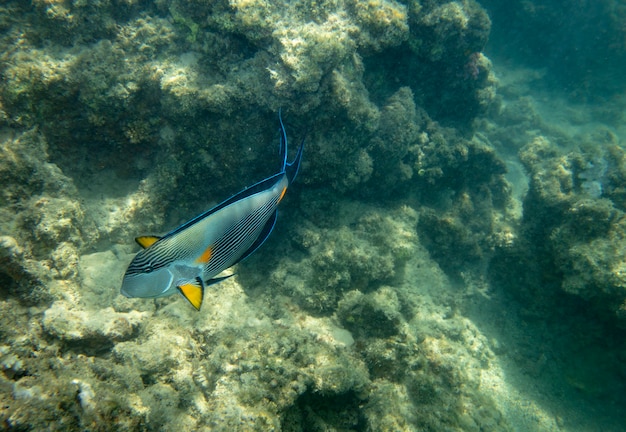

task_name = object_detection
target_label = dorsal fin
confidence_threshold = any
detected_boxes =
[135,236,161,249]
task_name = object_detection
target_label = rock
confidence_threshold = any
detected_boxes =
[42,301,146,344]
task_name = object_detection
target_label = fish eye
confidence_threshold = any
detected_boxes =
[145,264,154,273]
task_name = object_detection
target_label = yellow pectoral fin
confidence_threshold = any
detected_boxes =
[177,278,204,311]
[135,236,161,249]
[195,246,213,264]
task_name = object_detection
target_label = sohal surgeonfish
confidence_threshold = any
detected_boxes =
[120,113,303,310]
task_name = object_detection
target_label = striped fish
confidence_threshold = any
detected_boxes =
[120,113,303,310]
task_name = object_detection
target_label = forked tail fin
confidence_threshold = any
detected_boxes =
[286,137,304,183]
[278,110,304,183]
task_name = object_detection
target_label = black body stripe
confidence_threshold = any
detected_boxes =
[206,193,279,275]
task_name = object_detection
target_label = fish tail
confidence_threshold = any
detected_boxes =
[286,136,304,184]
[278,108,288,170]
[278,109,304,183]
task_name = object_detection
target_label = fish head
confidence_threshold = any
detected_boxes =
[121,260,174,299]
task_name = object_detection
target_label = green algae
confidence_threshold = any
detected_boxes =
[169,5,200,43]
[509,138,626,324]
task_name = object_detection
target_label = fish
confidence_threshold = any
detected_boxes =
[120,113,303,310]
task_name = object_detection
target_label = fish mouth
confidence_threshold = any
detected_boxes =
[120,281,134,298]
[120,275,141,298]
[120,269,174,299]
[120,284,154,299]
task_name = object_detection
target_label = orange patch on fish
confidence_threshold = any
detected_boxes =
[278,187,287,203]
[195,246,212,264]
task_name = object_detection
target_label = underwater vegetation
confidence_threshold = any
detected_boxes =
[490,135,626,326]
[1,0,625,430]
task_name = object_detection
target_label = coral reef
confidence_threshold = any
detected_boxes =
[1,0,499,202]
[363,0,496,125]
[414,127,513,280]
[502,137,626,325]
[247,204,418,314]
[0,0,528,430]
[0,129,84,304]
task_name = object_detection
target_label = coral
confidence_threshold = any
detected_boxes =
[0,0,518,430]
[408,0,491,63]
[347,0,409,51]
[0,0,499,215]
[366,87,422,193]
[578,156,608,198]
[367,0,496,124]
[413,127,512,279]
[274,15,358,93]
[0,129,77,202]
[43,301,146,345]
[329,56,380,131]
[0,129,86,303]
[348,287,507,430]
[0,236,50,304]
[337,287,404,338]
[363,380,417,430]
[259,204,417,314]
[492,136,626,326]
[20,197,84,257]
[418,209,485,278]
[0,345,26,381]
